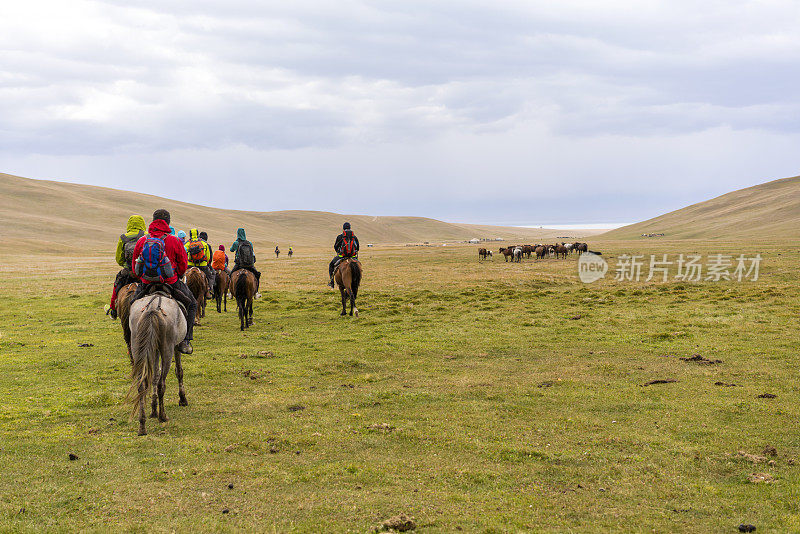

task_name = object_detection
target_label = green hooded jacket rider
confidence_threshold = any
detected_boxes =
[230,228,253,263]
[115,215,146,267]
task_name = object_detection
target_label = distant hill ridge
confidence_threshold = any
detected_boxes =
[0,173,593,254]
[602,175,800,240]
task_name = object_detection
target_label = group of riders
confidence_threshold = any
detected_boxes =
[106,209,360,354]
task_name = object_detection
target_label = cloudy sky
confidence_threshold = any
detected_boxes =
[1,1,798,224]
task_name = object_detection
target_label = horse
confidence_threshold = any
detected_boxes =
[185,267,207,324]
[553,243,568,259]
[214,269,230,313]
[513,247,523,262]
[534,245,546,259]
[116,282,139,359]
[499,247,514,262]
[478,248,490,260]
[334,257,362,316]
[522,245,533,258]
[275,246,280,258]
[230,269,256,330]
[127,290,188,436]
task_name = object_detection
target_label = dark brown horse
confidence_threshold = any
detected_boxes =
[230,269,256,330]
[499,247,514,262]
[214,269,230,313]
[116,282,139,359]
[334,258,362,316]
[478,248,492,260]
[185,267,207,324]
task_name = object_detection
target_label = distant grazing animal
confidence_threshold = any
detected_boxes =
[575,242,588,253]
[513,247,523,262]
[554,243,568,259]
[230,269,256,330]
[499,247,514,262]
[547,246,555,258]
[478,248,492,260]
[334,257,362,317]
[127,290,188,436]
[522,245,533,258]
[185,267,207,324]
[535,245,546,259]
[564,243,573,253]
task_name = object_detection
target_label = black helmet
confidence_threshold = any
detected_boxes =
[343,222,351,230]
[198,231,208,241]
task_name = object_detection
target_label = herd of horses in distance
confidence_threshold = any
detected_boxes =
[479,241,590,262]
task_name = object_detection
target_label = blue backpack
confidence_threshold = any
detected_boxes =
[135,235,175,283]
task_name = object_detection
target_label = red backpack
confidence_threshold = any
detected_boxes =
[341,231,356,257]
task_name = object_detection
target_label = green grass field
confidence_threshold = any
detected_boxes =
[0,242,798,532]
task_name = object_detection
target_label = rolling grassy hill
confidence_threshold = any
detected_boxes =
[602,175,800,240]
[0,173,597,255]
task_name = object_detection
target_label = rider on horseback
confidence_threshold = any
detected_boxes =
[230,228,261,293]
[106,214,146,319]
[129,209,197,354]
[186,228,215,298]
[212,244,229,272]
[328,222,359,288]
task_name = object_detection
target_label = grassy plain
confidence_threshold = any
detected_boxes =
[0,240,798,533]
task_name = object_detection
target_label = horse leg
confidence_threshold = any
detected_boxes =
[138,381,147,435]
[340,288,347,316]
[158,352,172,423]
[149,365,160,419]
[247,296,253,326]
[349,289,356,316]
[175,351,187,406]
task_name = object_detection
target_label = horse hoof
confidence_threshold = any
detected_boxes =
[159,415,169,423]
[138,429,147,436]
[179,399,188,407]
[354,309,359,317]
[149,412,157,419]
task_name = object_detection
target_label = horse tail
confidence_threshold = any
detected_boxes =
[349,261,361,299]
[235,272,248,305]
[127,307,161,418]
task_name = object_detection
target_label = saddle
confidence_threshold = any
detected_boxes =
[143,283,189,323]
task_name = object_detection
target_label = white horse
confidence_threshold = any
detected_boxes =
[127,293,188,435]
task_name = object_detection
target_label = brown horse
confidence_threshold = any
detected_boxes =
[334,258,362,316]
[185,267,207,324]
[230,269,256,330]
[214,269,230,313]
[116,282,139,359]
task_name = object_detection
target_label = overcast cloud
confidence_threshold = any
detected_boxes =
[1,0,798,224]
